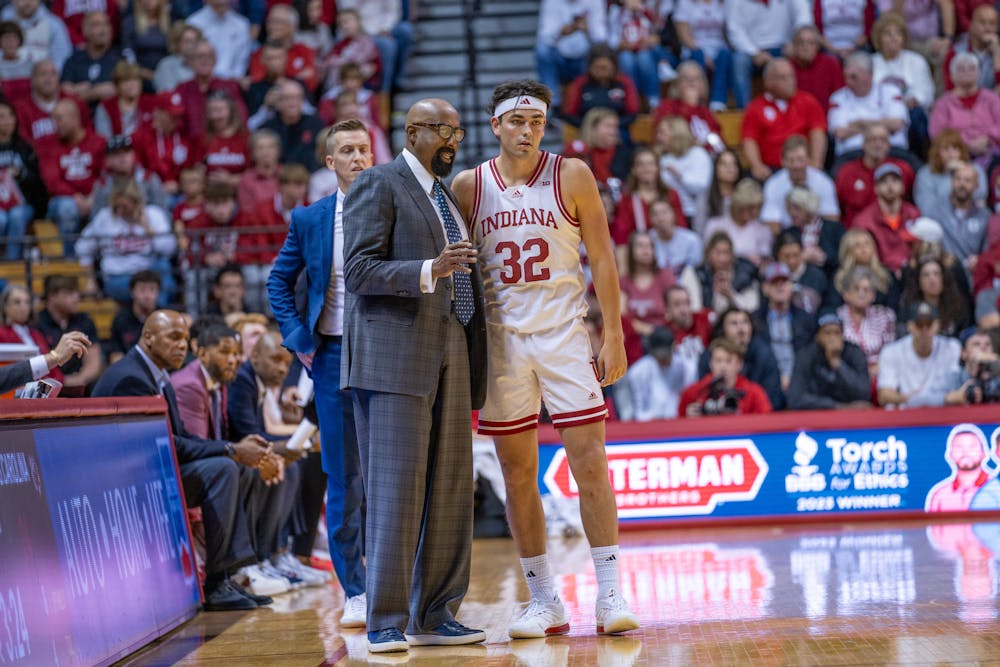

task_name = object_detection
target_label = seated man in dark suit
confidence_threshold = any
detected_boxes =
[228,330,328,590]
[0,330,89,394]
[92,309,277,611]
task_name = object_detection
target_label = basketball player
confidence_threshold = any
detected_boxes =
[452,80,639,638]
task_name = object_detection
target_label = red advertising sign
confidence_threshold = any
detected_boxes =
[542,440,769,517]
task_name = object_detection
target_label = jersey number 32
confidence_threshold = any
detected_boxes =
[496,238,551,284]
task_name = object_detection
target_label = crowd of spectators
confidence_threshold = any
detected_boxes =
[545,0,1000,420]
[6,0,1000,429]
[0,0,411,311]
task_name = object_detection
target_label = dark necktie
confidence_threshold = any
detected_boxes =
[432,179,475,325]
[209,388,223,440]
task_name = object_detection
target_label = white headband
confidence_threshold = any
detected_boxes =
[493,95,548,120]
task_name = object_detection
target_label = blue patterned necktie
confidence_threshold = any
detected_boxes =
[432,179,475,325]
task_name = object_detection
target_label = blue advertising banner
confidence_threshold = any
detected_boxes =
[537,411,1000,523]
[0,413,199,667]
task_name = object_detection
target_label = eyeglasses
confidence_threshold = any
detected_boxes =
[411,122,466,143]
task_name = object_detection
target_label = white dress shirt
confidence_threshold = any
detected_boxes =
[317,190,347,336]
[399,149,468,294]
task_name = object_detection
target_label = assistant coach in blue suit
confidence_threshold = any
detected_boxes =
[266,119,372,627]
[341,99,488,654]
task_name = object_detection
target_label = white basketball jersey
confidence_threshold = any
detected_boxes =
[471,151,588,333]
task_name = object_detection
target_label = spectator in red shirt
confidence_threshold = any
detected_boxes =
[94,61,154,139]
[317,61,385,130]
[611,146,687,256]
[14,60,91,146]
[943,4,1000,91]
[37,98,105,254]
[853,162,921,273]
[249,5,317,92]
[741,58,828,181]
[678,337,772,417]
[665,284,713,361]
[619,230,676,337]
[652,61,724,151]
[132,91,193,196]
[51,0,118,48]
[185,180,248,310]
[172,163,206,236]
[236,128,281,217]
[175,39,248,141]
[789,25,844,112]
[563,106,632,188]
[836,123,915,226]
[321,8,381,91]
[237,163,307,311]
[561,43,641,131]
[200,90,250,189]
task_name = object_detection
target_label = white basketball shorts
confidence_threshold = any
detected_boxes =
[478,317,608,436]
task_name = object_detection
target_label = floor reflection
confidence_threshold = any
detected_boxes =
[120,519,1000,666]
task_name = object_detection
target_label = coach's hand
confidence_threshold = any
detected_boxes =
[596,337,627,387]
[432,241,477,278]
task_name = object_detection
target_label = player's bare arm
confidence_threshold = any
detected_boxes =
[451,168,477,222]
[560,156,627,386]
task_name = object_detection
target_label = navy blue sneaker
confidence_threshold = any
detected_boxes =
[405,620,486,646]
[368,628,408,653]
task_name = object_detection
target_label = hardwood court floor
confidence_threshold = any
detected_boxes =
[120,519,1000,666]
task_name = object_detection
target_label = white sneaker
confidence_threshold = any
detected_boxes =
[508,596,570,639]
[341,593,367,628]
[259,561,302,590]
[595,588,639,635]
[273,552,327,587]
[236,564,290,597]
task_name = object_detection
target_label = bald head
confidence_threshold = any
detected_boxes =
[405,98,461,177]
[141,310,191,371]
[251,330,291,387]
[52,99,82,140]
[763,58,796,99]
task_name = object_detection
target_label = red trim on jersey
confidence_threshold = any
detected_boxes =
[488,158,507,190]
[526,151,549,187]
[551,413,608,429]
[479,422,539,436]
[550,405,608,420]
[552,155,580,226]
[478,413,540,435]
[470,164,484,228]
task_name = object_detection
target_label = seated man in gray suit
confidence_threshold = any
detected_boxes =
[342,98,488,653]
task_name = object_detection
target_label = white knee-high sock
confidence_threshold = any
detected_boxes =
[591,545,620,598]
[520,554,556,602]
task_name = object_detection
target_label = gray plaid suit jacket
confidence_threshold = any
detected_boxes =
[340,154,487,407]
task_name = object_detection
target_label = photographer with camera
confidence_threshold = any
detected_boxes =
[945,329,1000,405]
[679,337,772,417]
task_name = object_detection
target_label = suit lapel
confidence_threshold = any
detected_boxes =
[393,155,447,251]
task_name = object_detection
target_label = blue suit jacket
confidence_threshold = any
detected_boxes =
[227,360,284,443]
[267,193,337,356]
